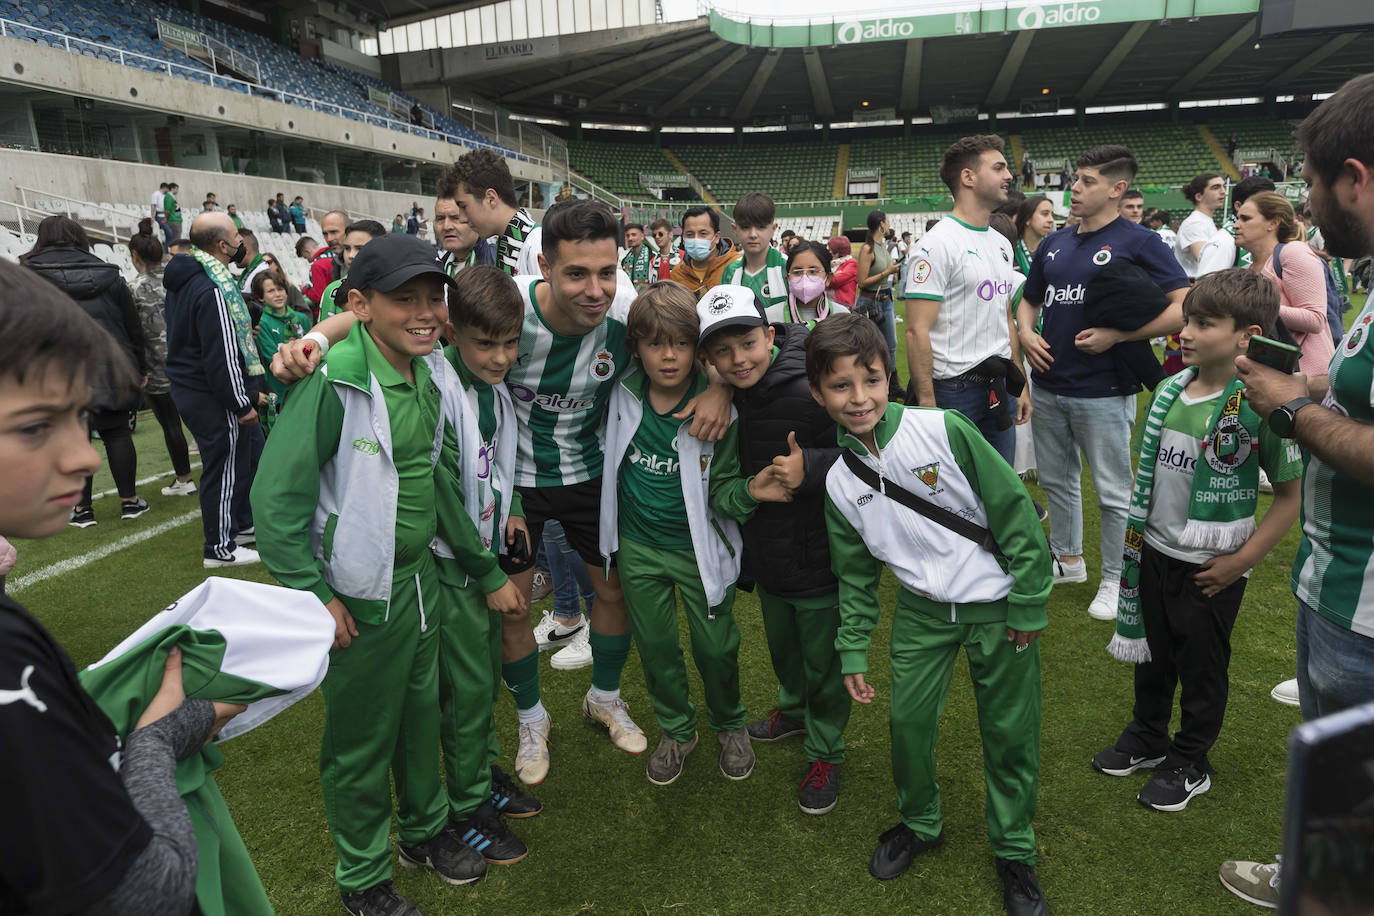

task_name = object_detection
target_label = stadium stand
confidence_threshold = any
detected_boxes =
[1015,122,1217,188]
[847,132,1009,198]
[672,139,839,202]
[565,139,687,199]
[1207,117,1303,161]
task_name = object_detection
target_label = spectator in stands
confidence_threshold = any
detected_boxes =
[670,206,740,296]
[236,229,268,299]
[414,208,428,239]
[201,201,215,214]
[1220,72,1374,910]
[406,209,420,235]
[274,193,292,234]
[1234,192,1337,378]
[431,183,494,278]
[205,193,219,212]
[227,204,242,230]
[163,210,262,569]
[267,197,283,234]
[151,181,170,244]
[649,218,681,280]
[392,214,405,234]
[1119,189,1144,224]
[855,209,901,393]
[21,216,150,527]
[826,236,857,308]
[1014,195,1055,276]
[1176,173,1227,279]
[128,219,194,499]
[1017,145,1188,621]
[164,183,183,243]
[305,210,349,308]
[447,149,542,276]
[294,236,317,261]
[289,196,307,234]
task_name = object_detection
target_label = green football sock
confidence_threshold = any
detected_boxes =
[589,630,631,692]
[501,650,541,711]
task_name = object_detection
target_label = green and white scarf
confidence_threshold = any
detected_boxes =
[1109,368,1260,663]
[497,209,537,277]
[1014,239,1033,276]
[621,243,653,285]
[191,246,263,377]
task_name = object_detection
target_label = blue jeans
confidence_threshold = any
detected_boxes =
[536,520,594,621]
[1028,388,1136,579]
[1295,600,1374,721]
[932,377,1015,465]
[857,291,898,370]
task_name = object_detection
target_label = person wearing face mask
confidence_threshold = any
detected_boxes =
[670,206,741,297]
[783,241,849,327]
[164,210,265,568]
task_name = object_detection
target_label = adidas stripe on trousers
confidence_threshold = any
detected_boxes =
[171,386,261,560]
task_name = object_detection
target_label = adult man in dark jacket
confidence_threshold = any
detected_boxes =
[164,211,262,568]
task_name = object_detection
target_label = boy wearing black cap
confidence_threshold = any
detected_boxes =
[251,234,486,914]
[700,284,852,815]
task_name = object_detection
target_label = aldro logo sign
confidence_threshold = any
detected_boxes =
[1016,2,1102,30]
[836,2,1103,45]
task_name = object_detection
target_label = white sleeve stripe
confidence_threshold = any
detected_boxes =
[213,289,250,408]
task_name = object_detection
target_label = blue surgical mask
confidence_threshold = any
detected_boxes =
[683,238,713,261]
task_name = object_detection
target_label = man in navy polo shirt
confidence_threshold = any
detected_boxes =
[1016,145,1188,620]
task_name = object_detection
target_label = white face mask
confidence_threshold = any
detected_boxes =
[683,238,714,261]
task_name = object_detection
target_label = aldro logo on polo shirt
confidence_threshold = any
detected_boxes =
[352,437,381,455]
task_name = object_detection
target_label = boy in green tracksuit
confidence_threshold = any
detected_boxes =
[601,282,787,786]
[721,192,789,320]
[251,270,313,434]
[700,284,852,816]
[428,265,541,865]
[319,220,388,321]
[807,313,1051,916]
[251,234,486,915]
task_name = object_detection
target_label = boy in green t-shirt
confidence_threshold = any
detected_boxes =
[250,235,485,914]
[251,270,313,434]
[319,220,388,321]
[163,183,182,242]
[721,192,788,320]
[601,282,789,786]
[1095,269,1302,812]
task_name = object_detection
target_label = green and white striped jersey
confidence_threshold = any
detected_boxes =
[498,209,542,277]
[508,278,632,487]
[1292,299,1374,637]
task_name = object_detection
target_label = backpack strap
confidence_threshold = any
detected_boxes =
[841,450,1005,559]
[1271,242,1285,279]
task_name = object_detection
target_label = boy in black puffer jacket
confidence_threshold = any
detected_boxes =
[701,284,851,816]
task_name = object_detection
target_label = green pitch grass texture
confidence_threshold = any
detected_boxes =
[14,295,1363,914]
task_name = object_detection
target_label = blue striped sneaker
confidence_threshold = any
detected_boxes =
[396,828,486,884]
[449,805,528,865]
[490,765,542,818]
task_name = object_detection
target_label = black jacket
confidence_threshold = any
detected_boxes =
[732,323,844,599]
[1083,259,1170,391]
[163,253,255,417]
[24,246,146,413]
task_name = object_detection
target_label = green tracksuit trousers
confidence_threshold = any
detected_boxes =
[436,556,503,820]
[890,603,1041,864]
[321,559,447,894]
[758,586,851,764]
[618,536,746,742]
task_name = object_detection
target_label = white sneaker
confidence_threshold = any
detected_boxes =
[1270,678,1300,707]
[549,625,592,670]
[1258,468,1273,494]
[514,712,551,786]
[1053,556,1088,585]
[535,611,585,652]
[161,478,197,496]
[1088,579,1120,621]
[203,545,261,568]
[582,691,648,754]
[1219,858,1280,909]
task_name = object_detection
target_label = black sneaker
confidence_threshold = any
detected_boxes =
[490,765,542,818]
[1091,745,1165,777]
[869,823,945,880]
[120,498,150,520]
[69,506,96,528]
[449,804,528,865]
[340,880,422,916]
[996,858,1049,916]
[746,707,806,742]
[397,828,487,884]
[1137,763,1211,812]
[798,760,839,815]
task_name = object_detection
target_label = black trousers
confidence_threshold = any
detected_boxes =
[147,391,192,478]
[1116,542,1247,772]
[171,386,261,560]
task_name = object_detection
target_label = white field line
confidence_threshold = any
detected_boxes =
[91,462,202,502]
[9,509,202,593]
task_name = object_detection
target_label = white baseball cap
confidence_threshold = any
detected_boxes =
[696,284,766,345]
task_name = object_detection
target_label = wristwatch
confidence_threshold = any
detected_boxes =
[1268,397,1316,438]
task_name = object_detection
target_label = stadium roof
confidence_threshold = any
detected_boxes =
[388,0,1374,126]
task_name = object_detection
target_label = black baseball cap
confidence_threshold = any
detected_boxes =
[342,234,454,296]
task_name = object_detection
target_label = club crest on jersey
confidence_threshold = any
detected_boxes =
[912,462,942,493]
[1093,247,1113,266]
[591,349,615,380]
[1001,249,1010,262]
[704,290,736,314]
[911,259,932,284]
[1344,313,1372,353]
[1203,392,1252,474]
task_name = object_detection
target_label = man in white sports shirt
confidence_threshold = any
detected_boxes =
[907,134,1031,464]
[271,199,733,784]
[1176,173,1228,279]
[448,148,542,277]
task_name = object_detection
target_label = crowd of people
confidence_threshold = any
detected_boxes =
[4,73,1374,916]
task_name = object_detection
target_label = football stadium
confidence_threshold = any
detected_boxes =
[2,0,1373,912]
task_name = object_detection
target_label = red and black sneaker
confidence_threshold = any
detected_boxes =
[746,707,806,742]
[799,760,839,815]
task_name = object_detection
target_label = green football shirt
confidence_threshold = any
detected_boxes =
[618,387,693,549]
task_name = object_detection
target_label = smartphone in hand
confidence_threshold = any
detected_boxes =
[1247,335,1301,374]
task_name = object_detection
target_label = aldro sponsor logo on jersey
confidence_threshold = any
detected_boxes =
[352,437,381,455]
[628,440,679,477]
[505,383,597,413]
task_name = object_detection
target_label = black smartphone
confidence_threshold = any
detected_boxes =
[508,529,530,565]
[1247,335,1301,374]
